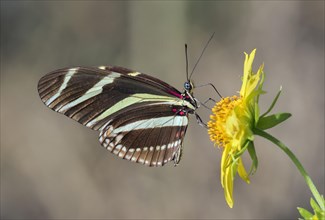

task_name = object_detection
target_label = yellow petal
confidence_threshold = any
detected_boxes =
[220,147,231,187]
[240,49,256,96]
[244,65,264,98]
[237,158,250,184]
[224,164,234,208]
[240,49,257,97]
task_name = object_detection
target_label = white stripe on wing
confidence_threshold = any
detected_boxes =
[58,72,120,112]
[86,93,194,127]
[45,68,78,106]
[112,116,188,133]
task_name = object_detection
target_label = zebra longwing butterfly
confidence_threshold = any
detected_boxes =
[37,36,215,167]
[38,66,200,167]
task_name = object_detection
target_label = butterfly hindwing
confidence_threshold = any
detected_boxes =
[99,104,188,166]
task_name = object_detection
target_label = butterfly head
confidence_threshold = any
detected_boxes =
[183,80,198,110]
[184,80,194,94]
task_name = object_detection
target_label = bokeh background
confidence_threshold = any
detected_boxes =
[1,1,324,219]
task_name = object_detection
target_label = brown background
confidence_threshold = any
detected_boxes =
[1,1,324,219]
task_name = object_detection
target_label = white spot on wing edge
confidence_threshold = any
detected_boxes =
[99,136,104,143]
[113,144,122,154]
[131,156,137,162]
[118,149,126,158]
[114,134,124,144]
[128,72,141,76]
[121,146,127,153]
[125,153,133,160]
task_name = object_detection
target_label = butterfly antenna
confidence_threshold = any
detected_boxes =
[189,32,215,80]
[185,44,189,81]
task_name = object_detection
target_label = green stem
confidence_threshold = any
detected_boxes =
[253,127,324,210]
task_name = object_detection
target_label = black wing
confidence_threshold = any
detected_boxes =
[38,66,194,166]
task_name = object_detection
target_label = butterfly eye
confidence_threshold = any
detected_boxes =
[184,81,192,91]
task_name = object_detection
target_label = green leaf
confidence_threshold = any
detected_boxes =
[297,207,313,219]
[247,142,258,175]
[257,113,292,130]
[260,86,282,118]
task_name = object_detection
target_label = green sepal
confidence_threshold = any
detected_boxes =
[228,141,250,170]
[257,113,292,130]
[310,197,325,219]
[233,140,250,160]
[315,209,325,220]
[310,197,321,213]
[315,211,325,219]
[247,141,258,175]
[231,159,238,180]
[260,86,282,118]
[254,102,260,127]
[297,197,325,220]
[297,207,313,219]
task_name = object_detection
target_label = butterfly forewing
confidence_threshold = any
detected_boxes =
[38,66,195,166]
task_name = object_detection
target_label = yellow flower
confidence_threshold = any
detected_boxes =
[208,49,322,217]
[208,49,264,208]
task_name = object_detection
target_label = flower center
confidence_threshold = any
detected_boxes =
[207,95,242,147]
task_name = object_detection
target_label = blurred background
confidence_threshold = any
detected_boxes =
[1,1,324,219]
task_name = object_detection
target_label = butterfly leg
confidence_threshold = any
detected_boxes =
[203,97,216,105]
[196,97,217,110]
[195,112,208,129]
[173,144,183,166]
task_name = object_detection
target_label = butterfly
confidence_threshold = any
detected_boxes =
[37,36,216,167]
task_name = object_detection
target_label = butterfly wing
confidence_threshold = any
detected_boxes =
[99,104,189,166]
[38,66,195,166]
